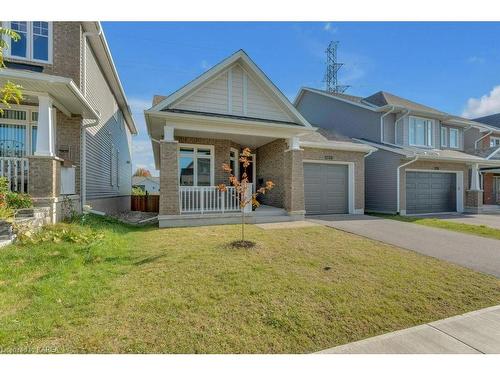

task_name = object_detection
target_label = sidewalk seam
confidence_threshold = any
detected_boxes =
[427,323,484,354]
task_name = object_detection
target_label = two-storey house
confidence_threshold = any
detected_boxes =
[295,88,500,215]
[0,21,137,221]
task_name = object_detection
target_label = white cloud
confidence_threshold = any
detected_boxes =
[462,85,500,118]
[467,56,485,64]
[200,60,210,69]
[323,23,338,33]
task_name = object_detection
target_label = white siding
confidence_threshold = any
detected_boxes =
[173,63,294,123]
[83,43,132,200]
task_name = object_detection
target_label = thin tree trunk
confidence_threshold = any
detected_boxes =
[241,210,245,242]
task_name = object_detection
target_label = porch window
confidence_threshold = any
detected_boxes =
[229,148,239,177]
[409,116,433,147]
[5,21,52,63]
[178,145,214,186]
[0,107,38,157]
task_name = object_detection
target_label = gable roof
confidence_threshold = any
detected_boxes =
[146,50,311,128]
[363,91,447,116]
[473,113,500,130]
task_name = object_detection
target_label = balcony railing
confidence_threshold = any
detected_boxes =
[0,157,29,193]
[180,185,247,214]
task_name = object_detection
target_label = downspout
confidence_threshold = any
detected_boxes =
[81,25,102,211]
[396,154,420,215]
[380,106,396,143]
[475,130,493,150]
[393,109,410,145]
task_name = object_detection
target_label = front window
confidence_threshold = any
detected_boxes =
[5,21,52,63]
[449,128,459,148]
[409,117,433,147]
[229,148,239,177]
[178,145,213,186]
[491,137,500,147]
[0,108,38,157]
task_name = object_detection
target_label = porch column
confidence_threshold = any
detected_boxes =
[465,163,483,213]
[35,95,56,157]
[283,137,305,217]
[470,163,481,191]
[159,140,180,215]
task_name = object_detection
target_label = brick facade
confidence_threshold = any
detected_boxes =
[27,156,61,198]
[56,110,82,194]
[483,173,500,204]
[159,141,180,215]
[256,139,286,208]
[465,190,483,213]
[283,149,305,213]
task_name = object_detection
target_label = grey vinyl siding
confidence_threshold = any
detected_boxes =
[365,149,401,213]
[383,113,396,143]
[296,91,381,141]
[440,124,464,151]
[83,42,132,200]
[464,127,481,150]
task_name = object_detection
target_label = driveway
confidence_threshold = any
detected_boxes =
[417,213,500,230]
[318,305,500,354]
[308,215,500,278]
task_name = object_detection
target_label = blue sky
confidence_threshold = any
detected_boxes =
[102,22,500,175]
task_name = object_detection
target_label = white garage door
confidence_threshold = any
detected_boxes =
[304,163,348,215]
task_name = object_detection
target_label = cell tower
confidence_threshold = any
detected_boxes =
[324,41,350,93]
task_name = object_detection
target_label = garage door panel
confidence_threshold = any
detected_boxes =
[304,163,348,215]
[406,171,456,214]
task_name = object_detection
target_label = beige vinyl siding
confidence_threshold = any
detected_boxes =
[173,63,294,123]
[83,42,132,200]
[175,72,229,114]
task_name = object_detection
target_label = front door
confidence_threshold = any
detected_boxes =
[239,153,256,192]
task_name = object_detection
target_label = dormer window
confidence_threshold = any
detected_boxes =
[409,116,433,147]
[3,21,52,64]
[491,136,500,147]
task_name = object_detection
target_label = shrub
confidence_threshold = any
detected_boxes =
[6,191,32,209]
[132,186,146,196]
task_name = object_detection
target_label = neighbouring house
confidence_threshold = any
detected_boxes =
[132,175,160,195]
[0,21,137,221]
[468,113,500,206]
[294,87,500,215]
[145,50,375,227]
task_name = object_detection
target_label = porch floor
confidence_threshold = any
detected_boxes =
[159,205,302,228]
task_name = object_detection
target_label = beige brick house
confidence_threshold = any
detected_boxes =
[145,50,375,227]
[0,22,137,221]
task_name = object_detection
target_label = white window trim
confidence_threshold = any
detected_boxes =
[441,126,448,147]
[0,105,39,156]
[2,21,53,64]
[449,128,460,149]
[490,136,500,147]
[229,147,239,177]
[409,116,434,147]
[178,144,215,186]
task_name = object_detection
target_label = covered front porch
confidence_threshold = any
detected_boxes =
[0,69,99,221]
[146,113,313,227]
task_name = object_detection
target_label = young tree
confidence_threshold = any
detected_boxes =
[0,27,23,115]
[133,167,152,177]
[218,147,274,247]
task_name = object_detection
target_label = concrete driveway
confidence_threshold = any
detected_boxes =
[417,213,500,230]
[307,215,500,278]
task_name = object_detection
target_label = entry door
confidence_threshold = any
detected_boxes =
[239,154,256,192]
[495,177,500,203]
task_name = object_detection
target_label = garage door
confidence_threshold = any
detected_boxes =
[304,163,348,215]
[406,171,456,214]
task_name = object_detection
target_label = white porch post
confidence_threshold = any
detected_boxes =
[164,124,175,141]
[288,136,301,151]
[470,163,481,191]
[35,95,56,157]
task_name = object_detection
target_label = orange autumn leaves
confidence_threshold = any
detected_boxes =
[217,147,274,209]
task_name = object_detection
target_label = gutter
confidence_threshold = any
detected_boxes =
[397,154,420,214]
[475,130,493,149]
[393,109,410,145]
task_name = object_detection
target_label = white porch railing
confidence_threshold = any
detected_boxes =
[0,157,29,193]
[180,185,249,214]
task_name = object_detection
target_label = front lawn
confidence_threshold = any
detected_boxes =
[1,215,499,353]
[372,213,500,240]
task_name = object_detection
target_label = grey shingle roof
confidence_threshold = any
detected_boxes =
[363,91,448,116]
[473,113,500,129]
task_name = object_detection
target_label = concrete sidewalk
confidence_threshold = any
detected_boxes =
[308,215,500,278]
[318,305,500,354]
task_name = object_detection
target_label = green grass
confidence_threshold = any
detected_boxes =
[1,215,500,353]
[371,213,500,240]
